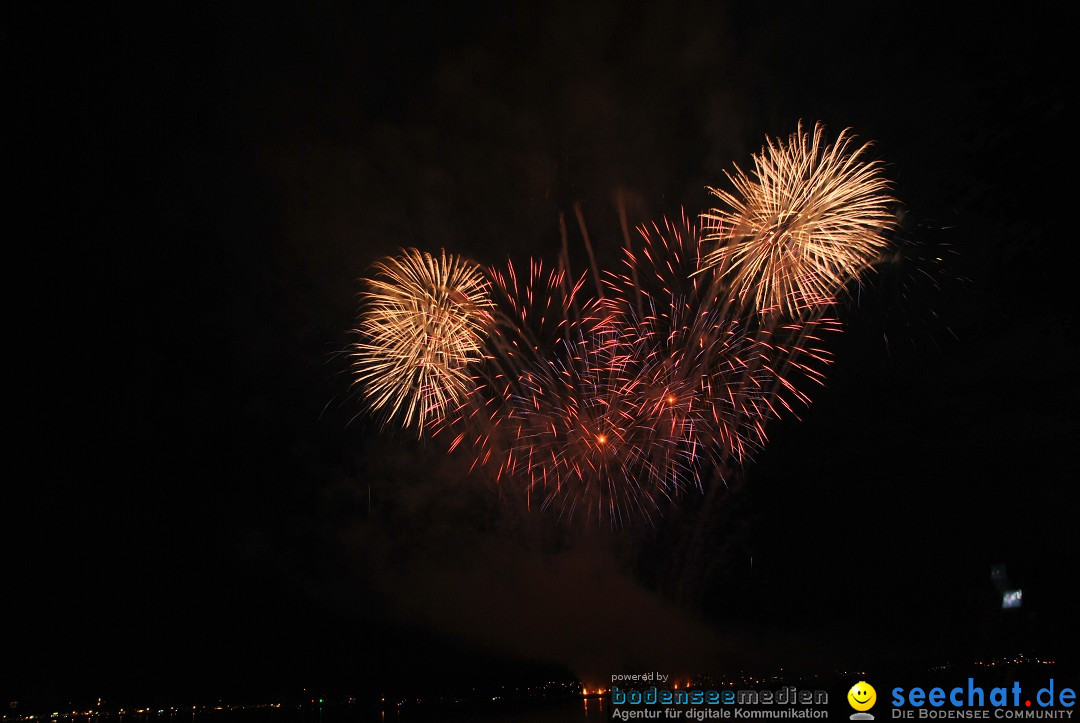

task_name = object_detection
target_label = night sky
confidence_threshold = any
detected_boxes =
[6,2,1077,707]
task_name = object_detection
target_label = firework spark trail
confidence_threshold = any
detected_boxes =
[702,121,897,316]
[350,248,493,434]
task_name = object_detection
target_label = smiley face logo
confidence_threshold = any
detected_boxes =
[848,681,877,712]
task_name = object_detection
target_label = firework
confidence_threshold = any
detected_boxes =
[348,122,899,524]
[350,248,493,434]
[702,122,896,316]
[441,216,837,524]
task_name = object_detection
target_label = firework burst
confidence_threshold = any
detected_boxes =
[702,122,897,316]
[350,248,493,434]
[440,215,838,524]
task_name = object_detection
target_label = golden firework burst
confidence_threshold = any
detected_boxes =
[351,248,493,434]
[702,122,897,316]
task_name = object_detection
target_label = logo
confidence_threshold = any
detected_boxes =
[849,681,878,720]
[891,678,1076,717]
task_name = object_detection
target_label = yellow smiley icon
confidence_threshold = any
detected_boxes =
[848,681,876,711]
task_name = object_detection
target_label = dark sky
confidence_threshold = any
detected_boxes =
[6,1,1077,707]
